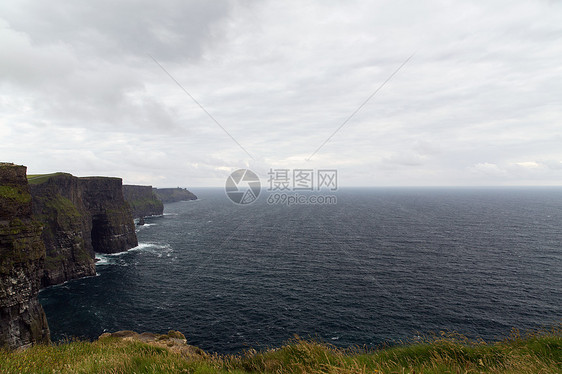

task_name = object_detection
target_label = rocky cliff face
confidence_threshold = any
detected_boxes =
[80,177,138,254]
[1,165,140,348]
[123,185,164,219]
[153,188,197,203]
[28,174,138,286]
[0,163,50,349]
[29,173,96,288]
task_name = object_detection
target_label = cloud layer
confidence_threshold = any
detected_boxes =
[1,0,561,186]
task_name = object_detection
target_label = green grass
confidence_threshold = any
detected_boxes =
[27,173,69,185]
[0,185,31,204]
[44,195,82,220]
[127,198,164,217]
[0,327,560,373]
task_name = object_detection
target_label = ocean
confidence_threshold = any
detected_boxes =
[38,187,562,353]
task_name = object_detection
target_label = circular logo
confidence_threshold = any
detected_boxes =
[225,169,261,205]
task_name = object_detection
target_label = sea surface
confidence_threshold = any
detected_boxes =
[39,188,562,353]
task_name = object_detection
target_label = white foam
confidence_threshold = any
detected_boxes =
[95,254,110,265]
[129,242,173,255]
[136,223,156,231]
[95,242,173,265]
[141,242,171,250]
[144,223,156,227]
[145,214,164,218]
[95,254,123,266]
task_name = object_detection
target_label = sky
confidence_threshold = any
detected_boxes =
[1,0,561,187]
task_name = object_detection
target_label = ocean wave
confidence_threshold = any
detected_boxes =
[135,242,172,250]
[94,254,112,266]
[95,243,172,264]
[135,223,157,232]
[94,255,131,267]
[128,242,174,259]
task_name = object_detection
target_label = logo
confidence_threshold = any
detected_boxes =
[225,169,261,205]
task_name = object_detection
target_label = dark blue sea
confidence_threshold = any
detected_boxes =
[39,188,562,353]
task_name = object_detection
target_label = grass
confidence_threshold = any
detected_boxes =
[0,185,31,204]
[127,197,164,217]
[0,327,560,373]
[27,173,69,185]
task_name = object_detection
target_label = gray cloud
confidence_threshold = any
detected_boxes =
[0,0,232,61]
[1,0,561,187]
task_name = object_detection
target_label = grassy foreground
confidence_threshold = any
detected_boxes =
[1,328,560,374]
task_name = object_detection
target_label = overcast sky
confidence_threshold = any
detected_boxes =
[1,0,561,187]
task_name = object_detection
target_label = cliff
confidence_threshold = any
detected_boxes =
[123,185,164,219]
[28,173,138,287]
[0,163,50,349]
[153,188,197,203]
[1,165,140,347]
[28,173,96,287]
[80,177,138,254]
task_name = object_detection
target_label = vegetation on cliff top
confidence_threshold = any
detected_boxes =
[0,328,560,373]
[27,173,121,185]
[27,173,69,185]
[154,187,197,203]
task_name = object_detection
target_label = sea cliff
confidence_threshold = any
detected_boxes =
[153,187,197,203]
[80,177,138,254]
[123,185,164,219]
[1,163,200,349]
[28,173,138,287]
[29,173,96,287]
[0,163,50,349]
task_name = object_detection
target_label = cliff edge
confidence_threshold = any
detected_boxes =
[80,177,138,254]
[153,188,197,204]
[123,185,164,219]
[28,173,139,287]
[0,163,50,349]
[29,173,96,287]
